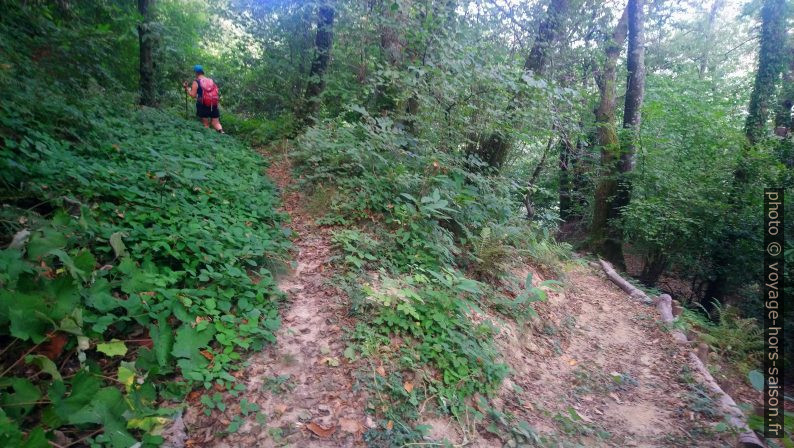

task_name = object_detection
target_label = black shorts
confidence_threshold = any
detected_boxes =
[196,103,220,119]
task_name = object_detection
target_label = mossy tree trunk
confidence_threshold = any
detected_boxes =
[744,0,787,145]
[608,0,646,268]
[704,0,788,308]
[590,6,628,265]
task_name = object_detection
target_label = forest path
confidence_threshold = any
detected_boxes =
[474,264,731,447]
[183,149,368,447]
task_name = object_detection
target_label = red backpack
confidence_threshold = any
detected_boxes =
[198,77,219,108]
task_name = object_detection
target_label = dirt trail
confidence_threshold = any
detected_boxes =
[475,265,732,447]
[184,152,367,447]
[185,150,729,447]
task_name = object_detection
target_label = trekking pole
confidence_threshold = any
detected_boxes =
[180,81,188,119]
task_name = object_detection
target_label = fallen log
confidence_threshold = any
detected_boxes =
[598,259,764,448]
[598,259,653,304]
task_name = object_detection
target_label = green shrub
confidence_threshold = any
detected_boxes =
[222,113,296,146]
[680,303,764,373]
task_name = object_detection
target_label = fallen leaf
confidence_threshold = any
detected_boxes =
[403,381,413,393]
[306,422,336,438]
[201,350,215,361]
[338,418,361,434]
[323,357,340,367]
[386,420,394,430]
[38,332,69,360]
[376,366,386,376]
[274,404,287,414]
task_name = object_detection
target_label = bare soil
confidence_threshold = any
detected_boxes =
[485,265,731,447]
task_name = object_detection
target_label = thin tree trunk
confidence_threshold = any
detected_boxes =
[524,136,555,219]
[590,7,629,265]
[299,1,335,125]
[138,0,156,107]
[372,0,406,114]
[698,0,724,79]
[558,137,574,221]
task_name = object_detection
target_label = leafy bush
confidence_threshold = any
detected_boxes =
[470,225,517,282]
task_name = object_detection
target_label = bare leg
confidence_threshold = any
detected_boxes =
[201,118,210,128]
[211,118,224,133]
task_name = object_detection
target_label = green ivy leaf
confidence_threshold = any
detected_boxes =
[149,321,174,367]
[84,278,120,312]
[109,232,127,258]
[0,378,41,420]
[27,228,67,260]
[172,324,216,359]
[96,339,128,357]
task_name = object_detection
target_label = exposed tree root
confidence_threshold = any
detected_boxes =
[598,259,765,448]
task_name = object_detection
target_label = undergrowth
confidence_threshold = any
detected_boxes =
[294,110,571,444]
[678,303,764,374]
[0,39,289,448]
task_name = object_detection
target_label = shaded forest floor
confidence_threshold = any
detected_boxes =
[183,148,736,447]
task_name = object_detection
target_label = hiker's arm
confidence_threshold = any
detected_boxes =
[184,81,198,98]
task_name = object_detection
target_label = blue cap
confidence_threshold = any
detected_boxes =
[193,64,203,73]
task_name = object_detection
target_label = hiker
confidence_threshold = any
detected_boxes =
[183,65,224,133]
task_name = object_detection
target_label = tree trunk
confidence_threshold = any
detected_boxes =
[138,0,156,107]
[607,0,646,267]
[639,250,667,287]
[774,47,794,134]
[706,0,789,308]
[524,0,569,76]
[372,0,406,114]
[590,7,628,266]
[698,0,724,80]
[468,0,570,171]
[524,136,555,219]
[744,0,787,145]
[558,137,574,221]
[300,1,335,125]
